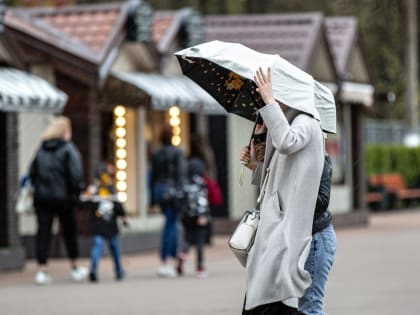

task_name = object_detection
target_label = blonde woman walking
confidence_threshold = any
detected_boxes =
[30,116,87,285]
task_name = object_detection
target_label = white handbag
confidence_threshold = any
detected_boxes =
[15,177,34,214]
[228,165,271,267]
[228,208,260,267]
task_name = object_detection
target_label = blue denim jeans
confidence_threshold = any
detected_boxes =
[153,183,179,261]
[160,206,179,261]
[90,235,123,277]
[299,224,336,315]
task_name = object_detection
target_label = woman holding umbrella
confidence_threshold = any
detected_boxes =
[239,67,324,315]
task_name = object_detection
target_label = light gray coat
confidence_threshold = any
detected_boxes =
[245,103,324,310]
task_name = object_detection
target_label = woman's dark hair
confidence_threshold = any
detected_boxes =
[160,125,172,145]
[190,134,206,160]
[278,101,302,124]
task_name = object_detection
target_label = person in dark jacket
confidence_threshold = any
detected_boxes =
[298,152,336,315]
[151,125,187,277]
[29,116,87,285]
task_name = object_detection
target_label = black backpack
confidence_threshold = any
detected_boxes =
[181,175,209,226]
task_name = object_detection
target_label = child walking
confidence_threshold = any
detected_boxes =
[178,158,211,278]
[82,164,128,282]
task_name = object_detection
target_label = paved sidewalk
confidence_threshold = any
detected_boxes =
[1,210,420,314]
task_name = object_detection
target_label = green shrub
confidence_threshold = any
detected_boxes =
[366,145,420,187]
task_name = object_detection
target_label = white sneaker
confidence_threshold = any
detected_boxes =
[35,271,52,285]
[157,265,177,278]
[71,266,88,282]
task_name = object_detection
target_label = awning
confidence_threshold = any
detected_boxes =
[340,81,375,106]
[113,72,227,115]
[0,68,67,113]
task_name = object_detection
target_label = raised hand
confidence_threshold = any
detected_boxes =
[254,67,276,105]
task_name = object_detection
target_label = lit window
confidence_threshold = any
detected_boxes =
[173,126,181,136]
[169,106,180,116]
[116,117,126,127]
[116,170,127,181]
[171,135,181,146]
[169,117,180,127]
[116,149,127,159]
[116,138,127,148]
[116,127,126,138]
[114,105,128,203]
[117,191,127,202]
[116,181,127,191]
[116,159,127,169]
[168,105,181,146]
[114,106,126,117]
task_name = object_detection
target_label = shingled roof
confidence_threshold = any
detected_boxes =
[325,17,373,105]
[153,8,202,54]
[325,17,371,84]
[153,10,176,44]
[204,13,337,84]
[3,2,138,86]
[5,3,130,65]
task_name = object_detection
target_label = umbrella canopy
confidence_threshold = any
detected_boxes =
[314,81,336,134]
[175,40,336,133]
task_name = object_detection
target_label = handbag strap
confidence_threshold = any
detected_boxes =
[255,170,269,210]
[255,149,275,210]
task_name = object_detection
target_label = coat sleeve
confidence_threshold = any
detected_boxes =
[315,156,333,213]
[259,103,313,155]
[67,142,84,196]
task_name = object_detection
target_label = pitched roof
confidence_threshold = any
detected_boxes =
[324,17,357,77]
[2,2,141,86]
[152,8,202,54]
[325,17,371,84]
[153,10,176,44]
[205,13,321,70]
[5,2,130,65]
[204,13,337,84]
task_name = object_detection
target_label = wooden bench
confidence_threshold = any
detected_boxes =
[365,191,384,203]
[367,173,420,207]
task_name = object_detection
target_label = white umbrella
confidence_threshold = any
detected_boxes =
[314,81,337,134]
[175,40,336,133]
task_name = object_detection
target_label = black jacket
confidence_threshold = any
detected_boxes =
[312,155,333,234]
[86,200,125,237]
[151,145,186,186]
[30,139,83,204]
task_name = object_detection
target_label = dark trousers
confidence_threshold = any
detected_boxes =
[35,201,79,265]
[243,298,303,315]
[182,225,207,269]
